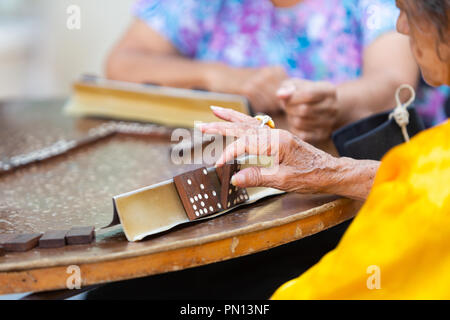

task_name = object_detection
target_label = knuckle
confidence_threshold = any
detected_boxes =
[301,90,315,102]
[296,131,307,141]
[280,130,296,152]
[246,166,262,186]
[297,105,310,116]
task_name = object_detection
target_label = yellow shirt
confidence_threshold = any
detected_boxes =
[271,120,450,299]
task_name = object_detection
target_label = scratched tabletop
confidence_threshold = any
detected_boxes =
[0,99,361,294]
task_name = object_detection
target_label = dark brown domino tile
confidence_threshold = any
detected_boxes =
[0,233,17,245]
[216,166,224,185]
[0,234,16,256]
[3,233,43,252]
[219,161,249,209]
[39,230,69,248]
[229,186,249,208]
[66,226,95,245]
[174,167,223,221]
[206,168,222,192]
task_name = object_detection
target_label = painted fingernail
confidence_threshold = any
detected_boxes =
[231,174,243,186]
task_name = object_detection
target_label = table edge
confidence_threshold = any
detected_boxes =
[0,198,361,294]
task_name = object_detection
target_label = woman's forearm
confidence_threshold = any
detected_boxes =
[325,157,380,201]
[334,32,419,128]
[334,73,415,128]
[106,50,217,89]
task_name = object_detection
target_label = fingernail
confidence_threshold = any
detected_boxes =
[277,85,295,97]
[231,174,243,186]
[210,105,224,111]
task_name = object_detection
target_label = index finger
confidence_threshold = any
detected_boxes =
[196,122,260,138]
[210,106,260,126]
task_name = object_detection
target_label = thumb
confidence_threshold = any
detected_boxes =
[231,166,275,188]
[288,81,335,105]
[276,82,294,110]
[276,82,296,100]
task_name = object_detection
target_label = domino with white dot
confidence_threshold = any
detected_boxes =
[173,167,223,221]
[217,161,249,209]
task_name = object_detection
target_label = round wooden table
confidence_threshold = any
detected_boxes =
[0,99,361,295]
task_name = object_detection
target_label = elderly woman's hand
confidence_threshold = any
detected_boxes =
[277,78,339,144]
[197,107,379,201]
[198,106,341,194]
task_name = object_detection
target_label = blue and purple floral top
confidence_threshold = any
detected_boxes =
[134,0,449,127]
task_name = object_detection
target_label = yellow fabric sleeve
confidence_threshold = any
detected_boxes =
[271,120,450,300]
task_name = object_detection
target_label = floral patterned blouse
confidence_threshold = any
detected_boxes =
[134,0,450,127]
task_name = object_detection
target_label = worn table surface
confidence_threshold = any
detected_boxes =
[0,99,360,294]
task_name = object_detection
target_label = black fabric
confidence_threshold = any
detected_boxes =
[332,107,425,161]
[445,95,450,119]
[86,220,352,300]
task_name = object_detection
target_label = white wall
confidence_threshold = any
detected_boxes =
[0,0,136,99]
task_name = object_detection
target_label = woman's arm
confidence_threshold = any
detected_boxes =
[278,32,419,144]
[324,157,379,201]
[334,32,420,127]
[106,20,215,88]
[106,20,288,112]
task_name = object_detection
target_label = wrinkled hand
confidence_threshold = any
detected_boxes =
[277,79,338,144]
[197,106,339,194]
[207,65,288,114]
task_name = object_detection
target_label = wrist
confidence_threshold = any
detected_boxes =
[200,62,229,92]
[323,157,379,201]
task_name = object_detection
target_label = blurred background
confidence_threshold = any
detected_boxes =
[0,0,135,99]
[0,1,133,299]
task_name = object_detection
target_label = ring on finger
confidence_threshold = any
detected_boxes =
[254,115,275,128]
